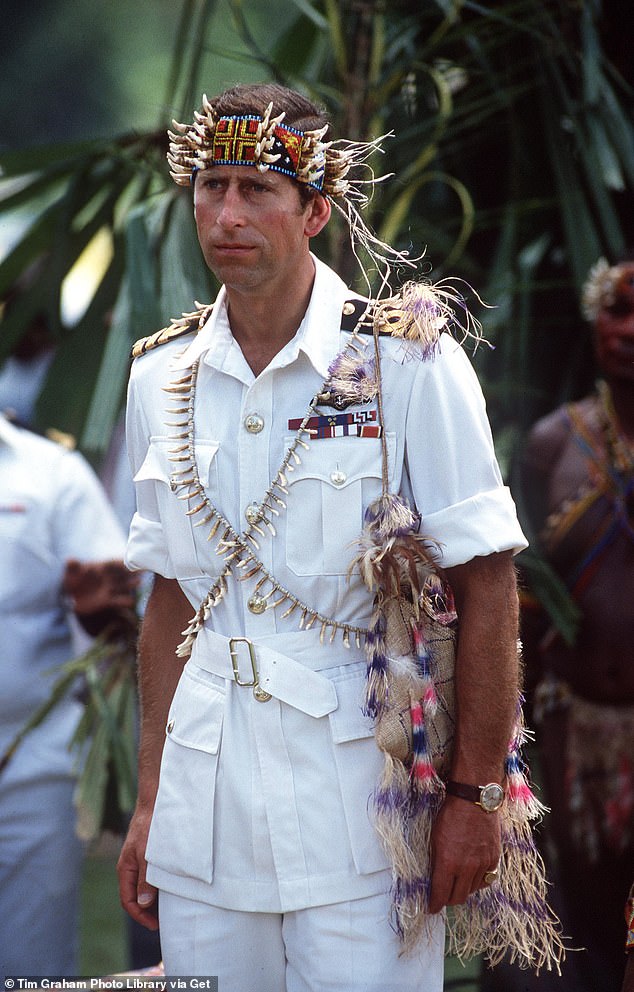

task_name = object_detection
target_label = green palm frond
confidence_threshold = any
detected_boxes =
[0,633,138,839]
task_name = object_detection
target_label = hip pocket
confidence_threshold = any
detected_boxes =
[146,665,225,883]
[329,666,389,875]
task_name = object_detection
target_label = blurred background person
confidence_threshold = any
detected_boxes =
[0,255,56,431]
[0,408,137,979]
[0,252,159,976]
[511,257,634,991]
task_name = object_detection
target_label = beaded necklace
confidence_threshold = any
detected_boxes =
[165,318,378,658]
[543,382,634,549]
[597,379,634,477]
[541,382,634,599]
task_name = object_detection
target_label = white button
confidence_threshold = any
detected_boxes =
[244,414,264,434]
[247,594,267,615]
[166,719,174,734]
[245,502,263,525]
[330,469,347,486]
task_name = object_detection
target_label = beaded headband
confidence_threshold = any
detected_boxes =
[208,115,324,189]
[168,96,368,196]
[581,257,634,321]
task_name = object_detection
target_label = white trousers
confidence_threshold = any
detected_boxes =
[159,889,444,992]
[0,776,84,979]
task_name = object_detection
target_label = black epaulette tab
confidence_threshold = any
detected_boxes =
[340,298,371,332]
[131,303,214,359]
[341,297,393,336]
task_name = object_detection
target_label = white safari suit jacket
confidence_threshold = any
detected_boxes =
[125,257,526,912]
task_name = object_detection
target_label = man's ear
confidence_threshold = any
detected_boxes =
[304,193,331,238]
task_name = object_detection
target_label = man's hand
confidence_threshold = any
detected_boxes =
[117,807,159,930]
[432,552,517,913]
[428,795,502,913]
[63,558,139,636]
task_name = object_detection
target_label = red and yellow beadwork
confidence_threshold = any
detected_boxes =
[169,99,329,192]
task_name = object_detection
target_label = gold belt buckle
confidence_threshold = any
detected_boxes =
[229,637,272,702]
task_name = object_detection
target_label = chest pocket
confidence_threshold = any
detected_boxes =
[284,434,395,576]
[134,437,223,580]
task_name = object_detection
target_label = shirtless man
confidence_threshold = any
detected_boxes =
[518,258,634,990]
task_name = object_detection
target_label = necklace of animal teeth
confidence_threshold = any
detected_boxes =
[164,332,378,657]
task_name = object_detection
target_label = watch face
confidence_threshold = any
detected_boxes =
[480,783,504,812]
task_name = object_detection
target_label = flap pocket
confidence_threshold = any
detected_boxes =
[327,665,388,875]
[284,435,395,576]
[284,435,385,489]
[166,665,225,754]
[134,441,167,483]
[133,439,222,579]
[134,438,220,489]
[329,667,374,743]
[147,664,224,884]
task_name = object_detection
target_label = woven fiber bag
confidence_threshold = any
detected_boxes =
[374,590,456,777]
[361,556,565,972]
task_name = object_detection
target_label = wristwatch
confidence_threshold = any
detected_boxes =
[445,780,505,812]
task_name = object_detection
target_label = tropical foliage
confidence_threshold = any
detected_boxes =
[1,0,631,461]
[0,630,138,839]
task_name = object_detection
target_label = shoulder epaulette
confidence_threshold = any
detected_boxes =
[341,298,394,336]
[131,303,214,359]
[343,296,439,341]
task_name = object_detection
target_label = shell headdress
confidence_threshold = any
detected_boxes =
[169,94,382,197]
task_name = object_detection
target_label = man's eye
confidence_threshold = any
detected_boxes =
[200,174,222,189]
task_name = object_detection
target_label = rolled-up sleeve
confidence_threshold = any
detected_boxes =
[405,337,527,568]
[124,372,176,578]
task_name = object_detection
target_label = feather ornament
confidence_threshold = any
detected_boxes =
[374,278,487,355]
[322,351,379,406]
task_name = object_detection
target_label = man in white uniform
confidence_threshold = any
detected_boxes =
[118,83,527,990]
[0,413,136,979]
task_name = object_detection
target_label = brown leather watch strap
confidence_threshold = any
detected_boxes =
[446,780,481,803]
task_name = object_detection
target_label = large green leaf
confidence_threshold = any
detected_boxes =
[0,139,112,177]
[34,253,124,439]
[80,275,132,457]
[158,190,217,318]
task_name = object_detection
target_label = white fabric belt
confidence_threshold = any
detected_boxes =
[192,628,349,718]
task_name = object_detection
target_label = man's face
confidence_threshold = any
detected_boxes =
[193,165,319,294]
[594,263,634,382]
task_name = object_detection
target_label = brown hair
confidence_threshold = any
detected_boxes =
[210,83,329,133]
